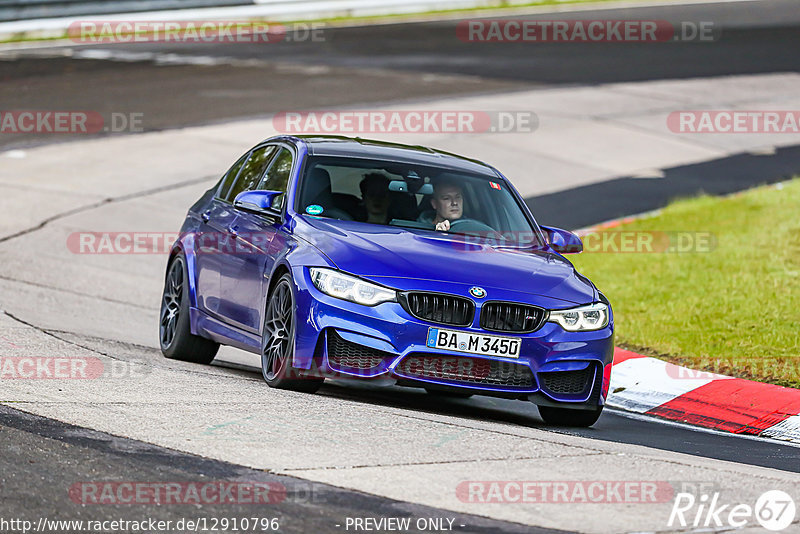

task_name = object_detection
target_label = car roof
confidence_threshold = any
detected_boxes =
[270,135,500,177]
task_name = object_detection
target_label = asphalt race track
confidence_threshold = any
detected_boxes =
[0,406,552,534]
[1,1,800,532]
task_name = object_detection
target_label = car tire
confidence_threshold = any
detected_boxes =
[159,254,219,364]
[425,388,473,399]
[261,273,324,393]
[538,405,604,427]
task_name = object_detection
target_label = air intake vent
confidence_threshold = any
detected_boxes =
[400,292,474,326]
[480,301,546,333]
[327,331,391,371]
[539,367,594,395]
[396,354,534,388]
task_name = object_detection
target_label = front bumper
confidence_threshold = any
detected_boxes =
[292,266,614,406]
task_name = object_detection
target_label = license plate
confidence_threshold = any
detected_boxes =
[426,328,521,359]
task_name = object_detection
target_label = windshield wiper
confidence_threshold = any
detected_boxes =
[388,219,433,230]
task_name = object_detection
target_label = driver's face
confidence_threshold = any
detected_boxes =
[431,185,463,221]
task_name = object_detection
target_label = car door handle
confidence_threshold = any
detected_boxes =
[201,211,211,223]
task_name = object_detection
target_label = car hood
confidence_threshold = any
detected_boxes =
[295,217,596,305]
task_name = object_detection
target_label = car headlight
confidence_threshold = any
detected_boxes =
[547,303,609,331]
[309,268,396,306]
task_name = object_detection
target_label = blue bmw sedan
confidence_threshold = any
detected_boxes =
[160,135,614,426]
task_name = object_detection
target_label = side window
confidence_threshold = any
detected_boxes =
[217,152,249,200]
[225,145,277,202]
[258,148,294,208]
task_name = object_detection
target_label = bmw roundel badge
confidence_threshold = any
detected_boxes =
[469,286,486,299]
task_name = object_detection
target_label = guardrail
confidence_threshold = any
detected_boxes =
[0,1,254,22]
[0,0,535,23]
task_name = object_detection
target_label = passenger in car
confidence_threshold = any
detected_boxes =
[359,173,392,225]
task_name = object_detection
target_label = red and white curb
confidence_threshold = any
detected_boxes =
[606,348,800,443]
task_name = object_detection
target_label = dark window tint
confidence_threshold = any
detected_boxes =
[225,145,277,202]
[217,152,249,200]
[258,148,294,208]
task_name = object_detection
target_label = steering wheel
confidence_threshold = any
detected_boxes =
[448,218,495,234]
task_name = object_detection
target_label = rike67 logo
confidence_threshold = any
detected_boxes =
[669,490,796,531]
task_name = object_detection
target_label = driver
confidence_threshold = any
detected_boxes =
[418,179,464,231]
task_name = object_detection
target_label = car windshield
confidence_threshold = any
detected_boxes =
[297,156,543,246]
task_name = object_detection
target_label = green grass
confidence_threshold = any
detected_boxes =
[570,179,800,388]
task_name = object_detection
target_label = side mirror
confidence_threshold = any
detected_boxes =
[541,225,583,254]
[233,190,283,218]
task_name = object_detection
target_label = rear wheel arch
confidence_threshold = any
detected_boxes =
[167,245,183,277]
[159,253,219,364]
[170,241,200,309]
